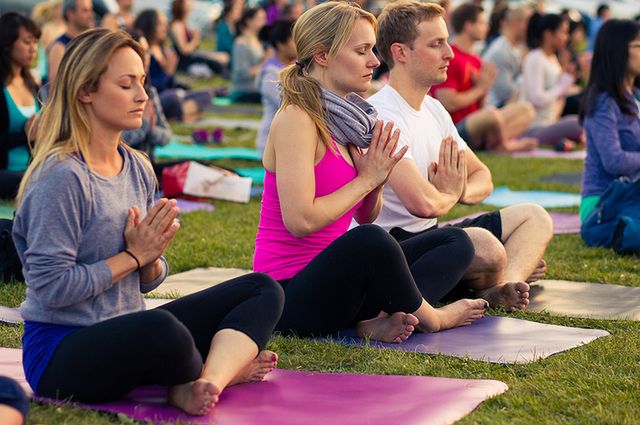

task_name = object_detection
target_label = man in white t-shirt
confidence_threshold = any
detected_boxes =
[371,0,553,310]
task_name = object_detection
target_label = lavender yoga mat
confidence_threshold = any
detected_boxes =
[0,348,508,425]
[175,198,215,213]
[511,149,586,159]
[441,211,581,234]
[328,316,609,364]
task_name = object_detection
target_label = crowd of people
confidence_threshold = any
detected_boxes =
[0,0,639,422]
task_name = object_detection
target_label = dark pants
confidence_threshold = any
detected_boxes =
[276,224,474,337]
[37,274,284,403]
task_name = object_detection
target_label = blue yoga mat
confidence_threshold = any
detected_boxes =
[0,205,14,220]
[482,187,581,208]
[235,167,265,184]
[155,141,262,161]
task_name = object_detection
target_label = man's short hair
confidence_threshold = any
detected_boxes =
[596,3,609,18]
[62,0,78,22]
[376,0,444,69]
[450,2,483,34]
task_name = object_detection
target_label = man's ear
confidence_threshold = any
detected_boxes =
[312,51,329,68]
[390,42,408,65]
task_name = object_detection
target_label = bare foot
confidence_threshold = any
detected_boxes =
[479,281,530,311]
[427,298,487,332]
[356,312,418,343]
[228,350,278,386]
[499,137,539,153]
[526,259,547,283]
[168,378,220,416]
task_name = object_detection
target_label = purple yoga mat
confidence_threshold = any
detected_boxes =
[440,212,581,234]
[329,316,608,364]
[0,348,507,425]
[174,198,215,213]
[511,149,586,159]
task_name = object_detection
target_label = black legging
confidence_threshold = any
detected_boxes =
[37,273,284,403]
[0,170,23,199]
[275,224,474,337]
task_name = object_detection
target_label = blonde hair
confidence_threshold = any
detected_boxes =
[31,0,63,25]
[17,28,149,204]
[279,1,376,149]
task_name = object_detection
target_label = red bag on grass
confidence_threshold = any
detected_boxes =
[162,161,252,203]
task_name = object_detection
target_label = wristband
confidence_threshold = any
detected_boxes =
[123,249,141,271]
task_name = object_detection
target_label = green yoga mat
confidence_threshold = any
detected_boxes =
[155,141,262,161]
[235,167,265,184]
[0,204,15,220]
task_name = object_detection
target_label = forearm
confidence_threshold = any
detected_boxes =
[353,184,383,224]
[459,169,493,204]
[437,87,486,112]
[284,175,375,237]
[139,258,161,282]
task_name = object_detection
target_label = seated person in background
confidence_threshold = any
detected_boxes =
[580,19,640,248]
[371,0,553,310]
[121,33,172,159]
[14,28,283,415]
[134,9,214,122]
[231,7,266,103]
[169,0,229,77]
[31,0,66,86]
[0,13,41,199]
[256,19,296,154]
[431,3,538,153]
[521,12,584,150]
[215,0,244,60]
[47,0,94,86]
[101,0,135,32]
[482,5,531,107]
[281,3,304,21]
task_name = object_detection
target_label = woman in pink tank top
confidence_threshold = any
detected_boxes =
[254,1,489,342]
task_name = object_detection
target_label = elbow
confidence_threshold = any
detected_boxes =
[283,217,315,238]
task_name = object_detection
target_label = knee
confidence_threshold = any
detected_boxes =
[141,310,195,354]
[349,224,399,258]
[517,203,554,243]
[519,101,536,124]
[444,227,475,267]
[467,228,507,273]
[248,272,285,317]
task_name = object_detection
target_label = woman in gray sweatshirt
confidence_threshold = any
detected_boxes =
[12,28,283,416]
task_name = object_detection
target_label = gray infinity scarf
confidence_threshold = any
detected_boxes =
[321,88,378,148]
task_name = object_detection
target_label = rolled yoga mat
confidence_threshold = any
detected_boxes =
[325,316,609,364]
[528,280,640,320]
[440,211,581,234]
[155,142,262,161]
[0,347,508,425]
[482,187,581,208]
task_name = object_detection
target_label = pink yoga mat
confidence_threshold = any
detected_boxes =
[440,212,581,234]
[329,316,608,364]
[510,149,586,159]
[0,348,507,425]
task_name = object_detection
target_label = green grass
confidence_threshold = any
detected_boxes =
[2,112,640,424]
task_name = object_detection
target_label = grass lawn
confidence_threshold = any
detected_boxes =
[1,112,639,424]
